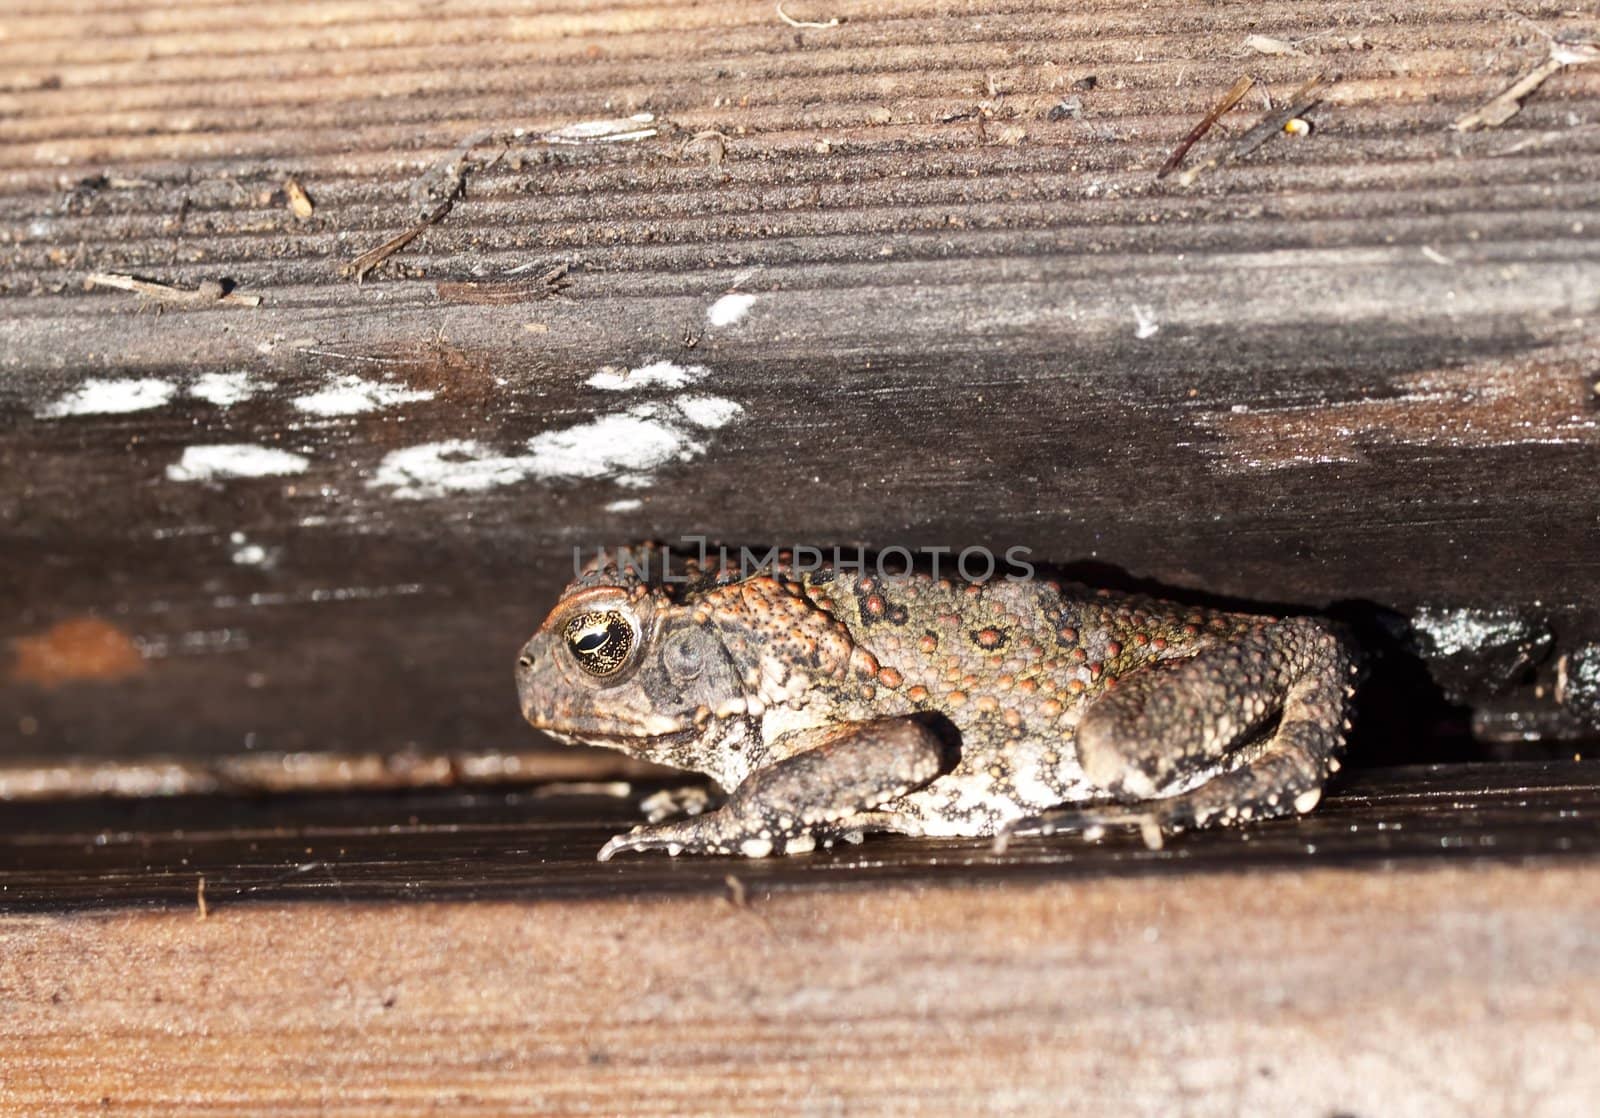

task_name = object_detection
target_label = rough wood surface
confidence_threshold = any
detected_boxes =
[3,1,1600,768]
[2,759,1598,908]
[2,763,1599,1115]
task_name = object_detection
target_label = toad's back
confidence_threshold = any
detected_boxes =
[787,567,1260,833]
[798,568,1255,727]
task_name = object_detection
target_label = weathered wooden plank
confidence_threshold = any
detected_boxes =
[2,764,1599,1115]
[0,760,1596,908]
[3,1,1600,770]
[3,870,1595,1116]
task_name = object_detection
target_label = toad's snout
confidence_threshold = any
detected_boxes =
[515,635,559,725]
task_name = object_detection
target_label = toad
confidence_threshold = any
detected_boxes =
[517,545,1356,859]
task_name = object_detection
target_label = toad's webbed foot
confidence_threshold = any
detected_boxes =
[638,784,721,824]
[597,716,948,861]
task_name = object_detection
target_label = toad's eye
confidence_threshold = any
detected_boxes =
[563,610,634,677]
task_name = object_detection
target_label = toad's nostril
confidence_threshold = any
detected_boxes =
[517,654,534,670]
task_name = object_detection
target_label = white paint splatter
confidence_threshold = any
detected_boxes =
[370,397,747,499]
[166,444,310,482]
[190,371,267,408]
[38,377,176,418]
[707,292,757,327]
[586,360,708,392]
[675,395,744,429]
[1132,305,1160,340]
[228,531,276,568]
[292,375,434,417]
[605,498,644,513]
[542,113,657,144]
[524,406,701,480]
[367,440,542,500]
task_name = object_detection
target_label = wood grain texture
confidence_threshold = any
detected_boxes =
[2,764,1600,1115]
[3,1,1600,768]
[1,759,1598,909]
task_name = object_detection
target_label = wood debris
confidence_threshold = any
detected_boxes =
[341,206,450,283]
[1244,34,1306,57]
[434,265,571,305]
[1158,75,1255,178]
[1453,39,1600,131]
[346,117,660,282]
[775,1,841,29]
[540,115,658,145]
[1176,74,1327,186]
[284,177,314,219]
[86,272,261,307]
[682,130,730,165]
[408,133,495,218]
[343,130,499,282]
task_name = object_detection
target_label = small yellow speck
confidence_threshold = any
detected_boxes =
[284,177,314,219]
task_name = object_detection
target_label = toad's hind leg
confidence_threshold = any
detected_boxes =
[1069,616,1356,835]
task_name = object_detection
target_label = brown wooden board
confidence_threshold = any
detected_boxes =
[3,1,1600,773]
[2,762,1600,1114]
[0,760,1596,911]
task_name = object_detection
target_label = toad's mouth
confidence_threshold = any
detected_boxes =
[521,697,699,746]
[533,724,701,749]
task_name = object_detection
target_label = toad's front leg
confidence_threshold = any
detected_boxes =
[596,716,950,861]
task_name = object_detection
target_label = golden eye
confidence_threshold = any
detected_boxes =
[563,610,634,677]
